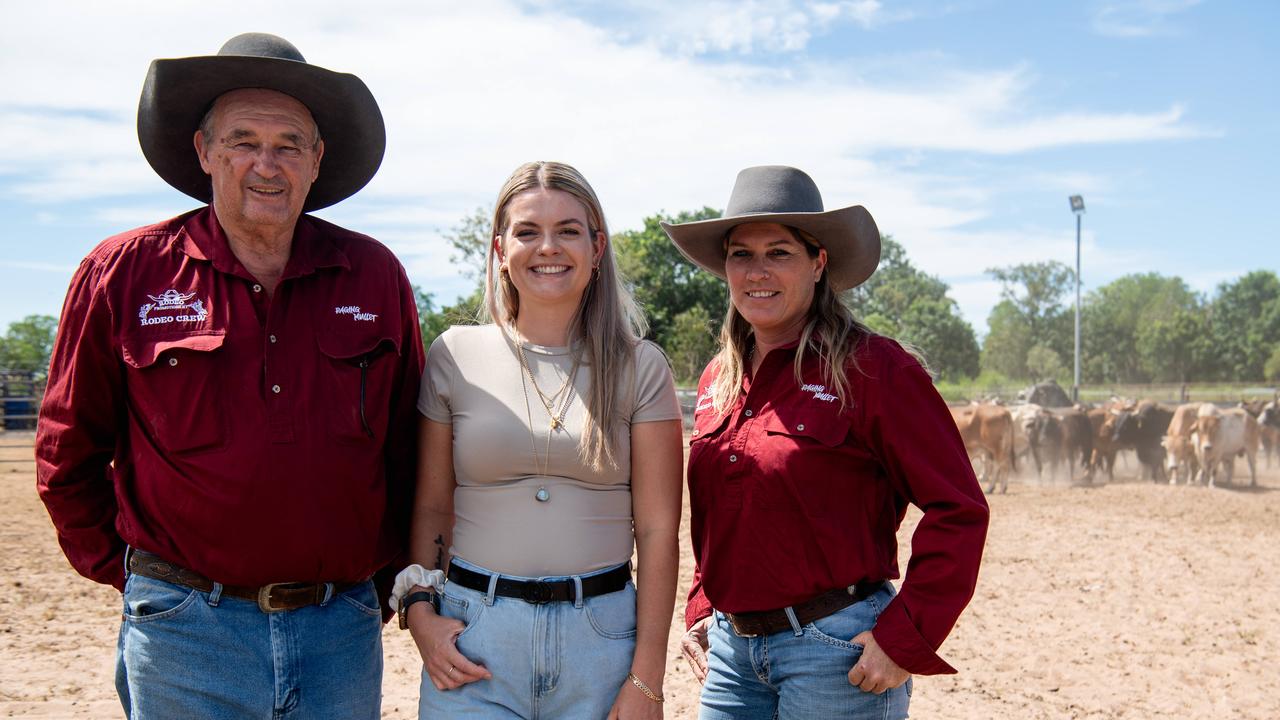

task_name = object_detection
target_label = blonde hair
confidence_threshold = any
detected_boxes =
[709,226,877,415]
[484,161,646,470]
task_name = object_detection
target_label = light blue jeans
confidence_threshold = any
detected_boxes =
[419,556,637,719]
[115,571,384,719]
[699,583,911,720]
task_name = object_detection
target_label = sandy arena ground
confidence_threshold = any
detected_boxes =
[3,429,1279,718]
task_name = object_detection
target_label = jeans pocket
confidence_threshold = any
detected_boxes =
[803,597,879,653]
[441,587,481,640]
[338,581,383,618]
[122,574,200,624]
[584,582,637,640]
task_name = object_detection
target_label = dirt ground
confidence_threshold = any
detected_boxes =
[3,429,1279,719]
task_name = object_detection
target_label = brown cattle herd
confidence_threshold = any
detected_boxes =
[949,394,1280,493]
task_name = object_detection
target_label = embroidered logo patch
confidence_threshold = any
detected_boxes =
[335,305,378,322]
[801,383,837,403]
[138,289,208,326]
[695,390,714,412]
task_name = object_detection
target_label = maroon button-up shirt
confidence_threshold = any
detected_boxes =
[36,207,424,593]
[684,335,989,675]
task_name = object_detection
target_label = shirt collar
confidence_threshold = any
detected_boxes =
[179,206,351,280]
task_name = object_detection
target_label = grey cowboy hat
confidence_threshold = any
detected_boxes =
[660,165,880,292]
[137,32,386,212]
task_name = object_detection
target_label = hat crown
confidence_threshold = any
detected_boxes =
[217,33,306,63]
[725,165,825,217]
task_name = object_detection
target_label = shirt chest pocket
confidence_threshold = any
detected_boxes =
[120,332,228,455]
[752,410,857,514]
[317,330,401,445]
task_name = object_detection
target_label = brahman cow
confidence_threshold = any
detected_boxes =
[1163,403,1201,485]
[1194,405,1260,487]
[949,402,1016,494]
[1111,401,1174,482]
[1241,399,1279,468]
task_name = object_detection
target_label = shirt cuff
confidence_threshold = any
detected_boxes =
[685,594,714,630]
[872,597,958,675]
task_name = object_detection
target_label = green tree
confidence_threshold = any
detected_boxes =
[981,300,1034,378]
[1025,343,1065,382]
[614,208,728,352]
[1081,273,1201,383]
[415,286,483,350]
[1206,270,1280,380]
[665,305,720,383]
[848,237,979,380]
[987,261,1075,348]
[1264,345,1280,382]
[0,314,58,378]
[445,205,493,282]
[1135,306,1211,382]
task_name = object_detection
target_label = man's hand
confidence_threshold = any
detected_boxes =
[847,631,910,694]
[679,616,712,683]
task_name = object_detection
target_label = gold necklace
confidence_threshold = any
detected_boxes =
[516,342,579,431]
[515,341,580,489]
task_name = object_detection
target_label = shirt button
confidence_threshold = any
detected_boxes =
[729,454,738,463]
[796,424,805,431]
[252,284,263,293]
[269,334,278,344]
[272,384,282,394]
[168,357,178,367]
[744,409,753,417]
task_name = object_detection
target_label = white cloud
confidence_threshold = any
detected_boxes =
[1092,0,1202,38]
[0,0,1214,329]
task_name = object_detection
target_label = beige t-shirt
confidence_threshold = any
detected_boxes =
[419,324,681,577]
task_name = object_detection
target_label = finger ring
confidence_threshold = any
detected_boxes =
[447,665,456,677]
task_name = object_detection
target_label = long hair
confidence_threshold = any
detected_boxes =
[483,161,646,470]
[709,226,878,415]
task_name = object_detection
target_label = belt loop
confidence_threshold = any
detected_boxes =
[207,582,223,607]
[485,572,499,607]
[122,546,134,578]
[784,606,803,636]
[572,576,584,609]
[320,582,334,607]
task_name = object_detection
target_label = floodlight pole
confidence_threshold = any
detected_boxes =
[1069,196,1085,403]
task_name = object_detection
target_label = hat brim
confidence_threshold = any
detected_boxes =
[660,205,881,292]
[138,55,386,212]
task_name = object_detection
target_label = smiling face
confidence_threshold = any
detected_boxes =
[496,187,605,317]
[194,88,323,240]
[725,222,828,344]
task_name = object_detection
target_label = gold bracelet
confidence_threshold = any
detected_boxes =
[627,672,664,704]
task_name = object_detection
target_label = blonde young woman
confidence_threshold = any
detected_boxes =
[664,166,989,719]
[393,162,682,719]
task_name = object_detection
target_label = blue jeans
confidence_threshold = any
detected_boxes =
[699,583,911,720]
[419,557,637,719]
[115,571,384,719]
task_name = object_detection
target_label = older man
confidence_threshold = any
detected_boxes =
[35,33,423,719]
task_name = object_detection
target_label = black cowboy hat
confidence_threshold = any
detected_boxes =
[137,32,385,211]
[661,165,881,292]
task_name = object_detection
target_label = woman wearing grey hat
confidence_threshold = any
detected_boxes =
[665,166,990,718]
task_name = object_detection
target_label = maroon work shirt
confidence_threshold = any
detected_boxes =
[685,335,989,675]
[36,207,424,592]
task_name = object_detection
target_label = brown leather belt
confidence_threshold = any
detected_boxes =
[126,549,362,613]
[724,581,884,637]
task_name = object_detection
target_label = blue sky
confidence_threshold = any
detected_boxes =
[2,0,1276,335]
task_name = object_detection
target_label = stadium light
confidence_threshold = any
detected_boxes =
[1069,195,1085,403]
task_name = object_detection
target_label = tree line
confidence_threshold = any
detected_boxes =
[4,209,1278,387]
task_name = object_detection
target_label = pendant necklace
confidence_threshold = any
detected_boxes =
[516,339,580,503]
